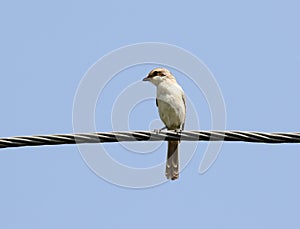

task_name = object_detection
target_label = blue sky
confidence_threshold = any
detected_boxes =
[1,0,300,228]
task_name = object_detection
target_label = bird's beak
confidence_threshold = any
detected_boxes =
[143,76,150,81]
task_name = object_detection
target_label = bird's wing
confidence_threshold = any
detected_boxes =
[182,93,186,111]
[182,93,186,130]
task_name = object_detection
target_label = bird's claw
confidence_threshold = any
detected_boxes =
[174,129,183,142]
[154,129,160,134]
[154,126,167,134]
[174,129,182,134]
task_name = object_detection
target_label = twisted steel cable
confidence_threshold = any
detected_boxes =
[1,130,300,149]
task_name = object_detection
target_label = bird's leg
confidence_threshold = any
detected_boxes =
[154,126,167,134]
[160,126,167,131]
[174,128,182,134]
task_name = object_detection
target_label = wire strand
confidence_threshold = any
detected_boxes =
[1,130,300,149]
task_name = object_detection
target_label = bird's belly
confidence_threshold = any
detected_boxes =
[157,99,185,130]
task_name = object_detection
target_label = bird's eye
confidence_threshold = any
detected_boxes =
[149,70,165,78]
[152,71,158,76]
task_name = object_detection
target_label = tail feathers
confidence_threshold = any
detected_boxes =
[166,141,179,180]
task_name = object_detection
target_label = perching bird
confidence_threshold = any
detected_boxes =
[143,68,186,180]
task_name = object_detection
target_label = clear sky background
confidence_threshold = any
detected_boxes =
[1,0,300,228]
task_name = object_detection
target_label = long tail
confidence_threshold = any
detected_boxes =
[166,141,179,180]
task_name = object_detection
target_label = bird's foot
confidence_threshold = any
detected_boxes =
[174,129,183,142]
[174,129,183,134]
[154,126,167,134]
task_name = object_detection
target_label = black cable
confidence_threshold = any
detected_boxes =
[1,130,300,149]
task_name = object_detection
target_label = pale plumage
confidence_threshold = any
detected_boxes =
[143,68,186,180]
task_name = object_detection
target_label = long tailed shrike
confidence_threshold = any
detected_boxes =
[143,68,186,180]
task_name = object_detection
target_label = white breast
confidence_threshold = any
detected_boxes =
[156,81,186,130]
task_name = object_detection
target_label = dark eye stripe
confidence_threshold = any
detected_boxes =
[152,71,158,76]
[149,71,165,78]
[148,71,157,78]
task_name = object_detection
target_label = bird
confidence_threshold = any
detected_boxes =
[143,68,186,180]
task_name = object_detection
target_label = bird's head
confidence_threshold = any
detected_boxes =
[143,68,176,86]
